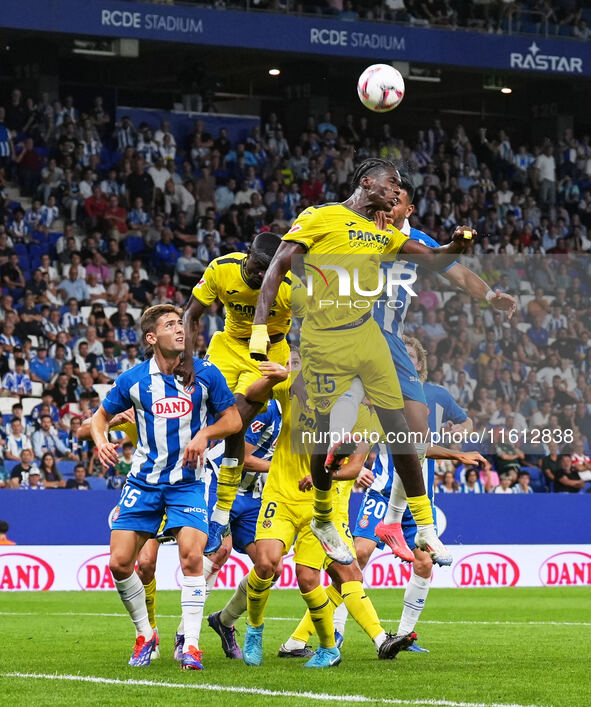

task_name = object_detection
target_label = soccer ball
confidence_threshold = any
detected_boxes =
[357,64,405,113]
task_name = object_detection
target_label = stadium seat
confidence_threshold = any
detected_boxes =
[0,397,21,415]
[21,397,42,417]
[516,322,531,333]
[87,476,108,490]
[94,384,114,400]
[124,235,146,256]
[58,460,77,478]
[4,459,21,475]
[30,382,44,397]
[81,306,92,320]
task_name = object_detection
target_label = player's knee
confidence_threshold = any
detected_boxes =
[255,555,279,579]
[136,559,156,584]
[413,555,433,578]
[109,556,134,580]
[179,550,203,575]
[295,565,319,594]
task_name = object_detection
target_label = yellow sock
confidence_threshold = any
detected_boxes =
[144,577,157,630]
[216,461,244,513]
[314,487,334,523]
[290,609,316,643]
[407,494,434,525]
[341,580,383,642]
[246,568,273,628]
[326,583,344,610]
[300,585,335,649]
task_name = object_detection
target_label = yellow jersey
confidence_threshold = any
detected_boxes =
[192,252,292,339]
[262,375,317,505]
[283,204,408,330]
[110,420,139,447]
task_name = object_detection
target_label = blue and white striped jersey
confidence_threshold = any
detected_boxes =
[102,356,235,486]
[373,224,455,339]
[205,399,282,500]
[369,381,467,497]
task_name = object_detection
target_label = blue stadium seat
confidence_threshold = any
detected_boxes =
[124,235,145,256]
[57,460,77,478]
[4,459,20,475]
[87,476,108,490]
[558,25,573,37]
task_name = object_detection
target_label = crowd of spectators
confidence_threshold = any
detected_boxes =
[0,85,589,493]
[140,0,591,39]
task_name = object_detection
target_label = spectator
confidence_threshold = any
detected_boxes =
[514,471,534,494]
[460,467,489,493]
[0,520,15,545]
[492,474,515,494]
[436,469,459,493]
[66,464,91,490]
[9,448,41,489]
[58,266,89,303]
[1,357,32,397]
[32,414,76,460]
[553,454,585,493]
[39,452,66,489]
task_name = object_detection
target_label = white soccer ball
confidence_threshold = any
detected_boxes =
[357,64,405,113]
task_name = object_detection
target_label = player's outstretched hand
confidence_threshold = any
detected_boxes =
[299,474,314,492]
[289,370,310,410]
[249,324,270,361]
[451,225,477,251]
[355,467,375,489]
[488,289,517,319]
[109,408,136,429]
[175,357,196,388]
[183,430,208,469]
[454,451,487,467]
[258,361,288,383]
[373,210,393,231]
[97,441,120,468]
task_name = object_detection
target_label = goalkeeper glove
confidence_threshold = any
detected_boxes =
[249,324,270,361]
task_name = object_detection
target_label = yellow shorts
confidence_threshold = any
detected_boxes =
[206,331,290,397]
[301,317,403,413]
[256,496,354,571]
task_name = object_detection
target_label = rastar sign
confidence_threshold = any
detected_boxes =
[510,41,583,73]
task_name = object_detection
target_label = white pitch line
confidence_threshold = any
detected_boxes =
[1,672,548,707]
[0,611,589,627]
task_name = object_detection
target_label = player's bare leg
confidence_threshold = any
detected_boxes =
[309,413,354,565]
[373,405,451,566]
[176,526,208,670]
[109,529,155,666]
[136,538,160,658]
[207,394,262,553]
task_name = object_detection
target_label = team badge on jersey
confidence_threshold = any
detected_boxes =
[318,398,331,410]
[358,515,369,528]
[262,520,272,529]
[184,384,196,394]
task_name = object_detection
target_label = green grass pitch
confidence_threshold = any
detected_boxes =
[0,587,589,707]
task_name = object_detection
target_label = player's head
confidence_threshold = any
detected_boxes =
[141,304,184,357]
[350,158,400,211]
[402,335,427,383]
[388,171,415,228]
[245,232,282,288]
[289,346,301,372]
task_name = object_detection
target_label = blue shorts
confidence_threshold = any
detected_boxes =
[111,476,208,537]
[353,481,436,551]
[384,333,427,405]
[230,493,260,554]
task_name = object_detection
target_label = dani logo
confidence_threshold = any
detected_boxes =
[0,552,55,591]
[452,551,520,587]
[539,551,591,586]
[152,396,193,418]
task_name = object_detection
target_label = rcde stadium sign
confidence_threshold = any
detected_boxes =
[1,0,589,76]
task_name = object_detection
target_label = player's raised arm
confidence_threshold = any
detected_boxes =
[443,263,517,318]
[245,361,289,402]
[400,225,476,271]
[243,441,272,473]
[180,295,208,385]
[250,242,303,360]
[90,404,119,468]
[77,408,135,441]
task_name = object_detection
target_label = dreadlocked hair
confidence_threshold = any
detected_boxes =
[350,158,398,189]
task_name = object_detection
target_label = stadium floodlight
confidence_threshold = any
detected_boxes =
[501,87,513,94]
[268,68,281,76]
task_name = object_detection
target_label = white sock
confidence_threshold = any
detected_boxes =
[329,377,364,437]
[398,571,431,635]
[283,637,306,650]
[332,602,348,635]
[177,618,184,635]
[384,443,429,525]
[220,575,248,627]
[373,630,387,649]
[203,555,220,597]
[211,506,230,526]
[181,575,206,651]
[114,573,153,639]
